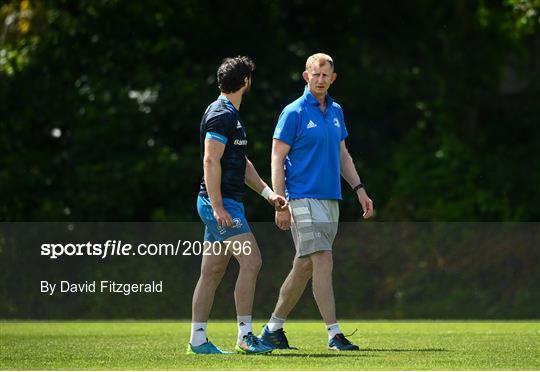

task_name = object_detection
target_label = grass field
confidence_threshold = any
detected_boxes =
[1,321,538,370]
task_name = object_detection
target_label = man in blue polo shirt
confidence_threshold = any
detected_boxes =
[188,56,286,355]
[260,53,374,351]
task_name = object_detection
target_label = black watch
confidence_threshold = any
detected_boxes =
[353,183,364,192]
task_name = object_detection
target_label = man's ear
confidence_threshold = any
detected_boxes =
[330,72,337,84]
[302,71,309,83]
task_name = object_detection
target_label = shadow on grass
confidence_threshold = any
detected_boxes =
[267,354,373,358]
[269,348,448,357]
[362,348,448,352]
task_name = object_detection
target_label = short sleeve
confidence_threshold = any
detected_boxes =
[273,109,299,145]
[205,112,234,144]
[338,108,348,141]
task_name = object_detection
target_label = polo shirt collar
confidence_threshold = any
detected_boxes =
[302,85,334,107]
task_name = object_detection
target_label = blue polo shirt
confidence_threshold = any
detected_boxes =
[273,86,348,200]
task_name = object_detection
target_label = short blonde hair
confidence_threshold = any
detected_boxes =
[305,53,334,72]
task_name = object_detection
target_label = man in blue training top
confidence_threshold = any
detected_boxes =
[260,53,374,351]
[188,56,286,355]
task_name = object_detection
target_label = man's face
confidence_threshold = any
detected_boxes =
[303,62,336,97]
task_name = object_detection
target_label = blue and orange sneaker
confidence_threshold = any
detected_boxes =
[328,333,360,351]
[235,332,273,354]
[259,325,297,349]
[186,339,232,354]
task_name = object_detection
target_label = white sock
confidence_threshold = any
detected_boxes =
[190,322,207,346]
[326,323,342,340]
[267,314,286,332]
[237,315,253,344]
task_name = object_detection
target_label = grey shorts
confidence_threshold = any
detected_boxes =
[289,198,339,257]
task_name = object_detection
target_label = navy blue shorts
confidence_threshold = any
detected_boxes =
[197,195,251,242]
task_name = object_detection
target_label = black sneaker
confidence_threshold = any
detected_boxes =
[259,325,297,349]
[328,333,360,351]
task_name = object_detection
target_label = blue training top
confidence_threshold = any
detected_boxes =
[199,95,248,202]
[273,86,348,200]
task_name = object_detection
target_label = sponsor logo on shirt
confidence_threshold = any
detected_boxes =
[237,120,242,129]
[307,120,317,129]
[234,139,248,146]
[334,118,340,127]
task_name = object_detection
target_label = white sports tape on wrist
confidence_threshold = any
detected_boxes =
[260,186,272,200]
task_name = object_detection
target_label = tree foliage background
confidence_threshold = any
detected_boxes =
[0,0,539,318]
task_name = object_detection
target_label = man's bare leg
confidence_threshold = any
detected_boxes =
[228,232,262,317]
[310,251,336,325]
[190,244,231,345]
[262,256,313,335]
[227,232,264,346]
[192,247,231,322]
[273,257,313,318]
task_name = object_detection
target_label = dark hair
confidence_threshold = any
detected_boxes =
[217,56,255,93]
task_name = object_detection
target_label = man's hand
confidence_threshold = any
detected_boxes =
[267,192,288,211]
[275,209,291,230]
[357,188,374,219]
[213,205,233,227]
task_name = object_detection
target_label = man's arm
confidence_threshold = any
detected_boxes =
[244,157,267,194]
[340,140,374,219]
[271,139,290,196]
[245,157,288,210]
[272,139,292,229]
[203,138,233,227]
